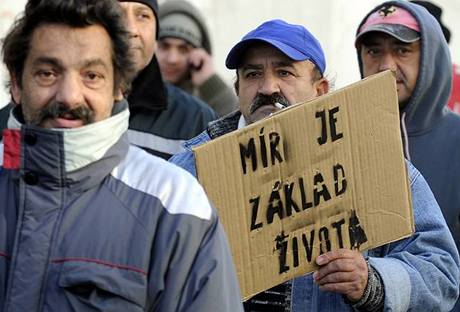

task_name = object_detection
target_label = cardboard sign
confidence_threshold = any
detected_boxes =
[194,71,414,299]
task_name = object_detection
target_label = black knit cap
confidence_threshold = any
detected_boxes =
[119,0,159,37]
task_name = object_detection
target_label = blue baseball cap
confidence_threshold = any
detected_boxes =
[225,19,326,74]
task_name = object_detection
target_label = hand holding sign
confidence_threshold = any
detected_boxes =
[313,249,368,301]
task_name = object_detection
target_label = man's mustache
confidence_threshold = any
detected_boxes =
[249,93,290,114]
[30,101,94,126]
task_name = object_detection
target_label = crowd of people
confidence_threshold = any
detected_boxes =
[0,0,459,311]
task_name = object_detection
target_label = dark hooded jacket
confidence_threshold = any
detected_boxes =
[357,0,460,256]
[0,104,11,141]
[126,57,218,160]
[158,0,238,116]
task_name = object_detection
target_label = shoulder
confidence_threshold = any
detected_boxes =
[111,145,212,220]
[168,130,211,176]
[166,83,217,120]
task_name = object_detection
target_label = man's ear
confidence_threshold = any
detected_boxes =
[233,72,240,96]
[315,78,329,96]
[10,74,21,105]
[114,88,124,101]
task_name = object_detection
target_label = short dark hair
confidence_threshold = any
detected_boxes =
[2,0,135,93]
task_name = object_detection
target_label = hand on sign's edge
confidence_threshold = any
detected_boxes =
[312,249,368,302]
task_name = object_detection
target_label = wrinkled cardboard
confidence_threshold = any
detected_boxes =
[194,71,414,299]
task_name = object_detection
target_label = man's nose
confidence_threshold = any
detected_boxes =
[378,52,397,73]
[166,49,180,64]
[258,74,280,95]
[124,15,139,38]
[55,74,84,108]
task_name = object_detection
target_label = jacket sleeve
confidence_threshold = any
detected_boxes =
[198,74,238,117]
[177,212,244,312]
[146,172,243,311]
[368,162,460,312]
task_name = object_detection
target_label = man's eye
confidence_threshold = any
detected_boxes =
[367,48,380,56]
[137,13,152,20]
[245,71,261,79]
[396,47,410,55]
[35,70,57,84]
[83,72,104,85]
[37,70,54,78]
[86,73,99,80]
[278,70,292,77]
[178,46,191,54]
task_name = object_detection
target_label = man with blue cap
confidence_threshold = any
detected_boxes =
[170,18,459,311]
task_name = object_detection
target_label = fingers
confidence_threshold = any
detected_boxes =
[188,48,210,65]
[188,49,214,86]
[316,249,357,265]
[313,258,357,280]
[313,249,368,300]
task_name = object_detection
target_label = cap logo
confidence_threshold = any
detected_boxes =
[378,6,396,17]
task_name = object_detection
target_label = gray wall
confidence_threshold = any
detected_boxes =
[1,0,459,107]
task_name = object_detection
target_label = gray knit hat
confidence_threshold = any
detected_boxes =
[158,0,212,54]
[159,13,202,48]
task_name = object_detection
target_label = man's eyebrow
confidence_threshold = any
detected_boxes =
[32,57,62,69]
[82,58,110,70]
[241,61,295,70]
[273,60,295,68]
[134,6,153,15]
[240,64,264,71]
[31,57,109,71]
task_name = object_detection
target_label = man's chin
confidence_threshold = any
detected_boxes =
[397,91,411,110]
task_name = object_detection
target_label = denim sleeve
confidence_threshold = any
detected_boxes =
[169,150,198,177]
[369,162,460,312]
[169,131,211,177]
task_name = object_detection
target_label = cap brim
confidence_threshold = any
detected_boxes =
[356,24,420,46]
[225,38,308,69]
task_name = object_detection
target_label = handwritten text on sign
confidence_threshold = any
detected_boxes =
[238,106,367,275]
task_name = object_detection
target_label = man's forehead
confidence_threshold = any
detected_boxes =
[27,24,113,68]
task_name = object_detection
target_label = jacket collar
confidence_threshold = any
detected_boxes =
[127,57,168,112]
[6,100,130,173]
[207,110,241,139]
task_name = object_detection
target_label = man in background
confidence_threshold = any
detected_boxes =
[157,0,237,116]
[119,0,218,159]
[356,1,460,308]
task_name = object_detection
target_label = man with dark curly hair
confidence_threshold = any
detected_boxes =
[0,0,242,311]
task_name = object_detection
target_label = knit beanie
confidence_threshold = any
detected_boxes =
[159,13,203,48]
[158,0,212,54]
